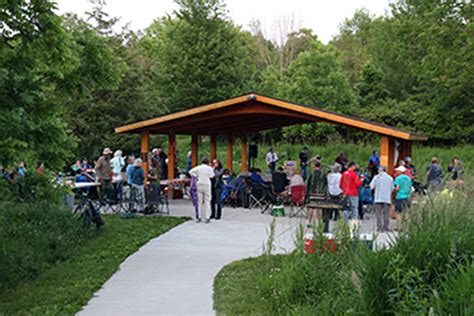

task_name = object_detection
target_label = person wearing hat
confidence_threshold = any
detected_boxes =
[393,166,413,231]
[95,148,113,203]
[404,156,417,178]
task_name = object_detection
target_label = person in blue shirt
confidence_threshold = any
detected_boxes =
[126,156,135,186]
[130,158,145,212]
[249,168,264,184]
[393,167,413,231]
[368,150,380,179]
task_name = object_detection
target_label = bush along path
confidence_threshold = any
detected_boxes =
[214,189,474,315]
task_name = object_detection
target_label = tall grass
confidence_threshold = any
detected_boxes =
[214,179,474,315]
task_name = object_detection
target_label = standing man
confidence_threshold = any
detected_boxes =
[340,161,363,229]
[299,147,310,180]
[368,150,380,180]
[393,168,413,231]
[189,157,215,223]
[95,148,113,203]
[265,148,278,174]
[370,166,393,232]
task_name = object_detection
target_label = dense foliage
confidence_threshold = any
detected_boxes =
[0,173,84,288]
[1,0,473,167]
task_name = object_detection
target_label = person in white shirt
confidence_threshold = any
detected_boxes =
[265,148,279,174]
[110,150,126,181]
[327,163,343,221]
[370,166,394,232]
[290,169,305,187]
[189,157,215,223]
[327,163,343,197]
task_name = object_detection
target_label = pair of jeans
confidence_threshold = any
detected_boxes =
[343,196,359,221]
[131,184,145,212]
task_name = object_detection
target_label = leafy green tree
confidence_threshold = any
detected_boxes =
[0,0,77,168]
[59,9,127,159]
[331,9,374,87]
[140,0,258,112]
[279,42,357,143]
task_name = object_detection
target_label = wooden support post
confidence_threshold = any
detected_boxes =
[227,134,233,173]
[241,134,248,172]
[168,132,176,180]
[141,131,150,183]
[380,136,396,174]
[210,135,217,162]
[191,133,198,167]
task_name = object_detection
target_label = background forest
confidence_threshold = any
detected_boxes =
[1,0,473,169]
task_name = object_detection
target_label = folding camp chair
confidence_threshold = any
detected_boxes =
[289,185,306,217]
[249,182,273,214]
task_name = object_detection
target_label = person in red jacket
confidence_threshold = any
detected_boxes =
[340,161,363,228]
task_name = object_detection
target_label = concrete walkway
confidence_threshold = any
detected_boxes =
[78,200,395,315]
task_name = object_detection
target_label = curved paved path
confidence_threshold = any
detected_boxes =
[78,200,394,315]
[78,201,302,315]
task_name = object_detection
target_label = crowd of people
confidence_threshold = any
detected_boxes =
[1,144,466,230]
[259,147,465,233]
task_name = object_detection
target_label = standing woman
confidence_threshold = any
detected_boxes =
[211,159,224,220]
[130,158,145,213]
[447,157,464,189]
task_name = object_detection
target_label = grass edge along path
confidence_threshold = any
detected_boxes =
[0,215,187,315]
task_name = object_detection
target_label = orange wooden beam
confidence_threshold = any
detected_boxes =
[380,136,396,174]
[210,135,217,162]
[141,131,149,182]
[191,134,198,167]
[168,132,176,180]
[241,134,248,172]
[227,135,233,173]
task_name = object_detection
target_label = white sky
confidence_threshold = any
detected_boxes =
[55,0,392,44]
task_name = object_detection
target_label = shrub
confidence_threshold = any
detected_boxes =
[0,174,86,289]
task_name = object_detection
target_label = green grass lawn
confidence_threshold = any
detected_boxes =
[0,215,187,315]
[213,255,287,315]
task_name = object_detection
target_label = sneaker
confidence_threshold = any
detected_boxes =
[204,219,210,224]
[196,218,201,223]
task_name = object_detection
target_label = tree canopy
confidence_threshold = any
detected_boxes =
[1,0,473,168]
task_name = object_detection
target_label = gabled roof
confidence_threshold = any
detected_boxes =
[115,93,427,141]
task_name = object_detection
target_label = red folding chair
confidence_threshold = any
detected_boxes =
[289,185,306,218]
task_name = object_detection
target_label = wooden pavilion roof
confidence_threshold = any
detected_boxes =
[115,93,427,141]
